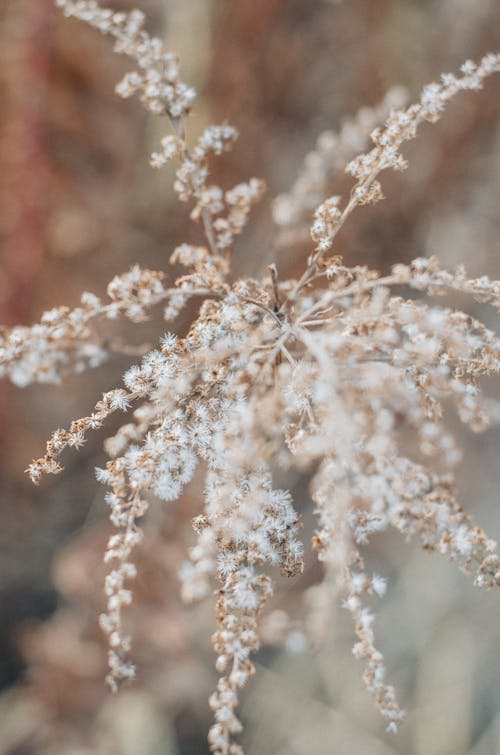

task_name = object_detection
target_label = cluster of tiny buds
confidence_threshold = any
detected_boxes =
[56,1,196,118]
[343,570,404,733]
[272,86,408,236]
[301,52,500,278]
[28,388,132,483]
[150,123,265,253]
[310,196,342,251]
[212,179,266,250]
[209,579,269,755]
[345,53,500,206]
[0,265,197,387]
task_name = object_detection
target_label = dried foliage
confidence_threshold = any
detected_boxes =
[1,2,500,753]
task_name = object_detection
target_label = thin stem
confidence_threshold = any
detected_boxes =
[237,295,283,326]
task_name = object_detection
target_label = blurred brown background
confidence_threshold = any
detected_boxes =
[0,1,499,753]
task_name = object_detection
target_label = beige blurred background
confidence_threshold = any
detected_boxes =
[0,1,499,753]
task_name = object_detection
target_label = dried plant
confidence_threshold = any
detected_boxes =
[2,1,500,753]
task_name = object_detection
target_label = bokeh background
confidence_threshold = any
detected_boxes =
[1,1,500,753]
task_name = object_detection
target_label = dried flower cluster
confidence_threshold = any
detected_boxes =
[272,85,408,246]
[2,2,500,753]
